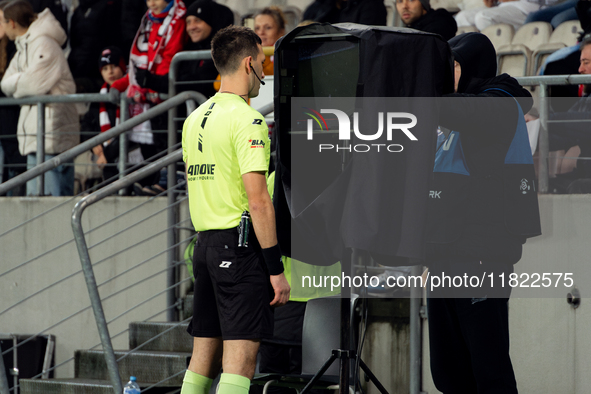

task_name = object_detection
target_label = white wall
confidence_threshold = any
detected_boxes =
[422,195,591,394]
[0,197,190,378]
[2,194,591,391]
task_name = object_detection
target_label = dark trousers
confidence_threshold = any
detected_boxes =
[427,260,518,394]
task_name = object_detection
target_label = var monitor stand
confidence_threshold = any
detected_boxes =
[299,251,390,394]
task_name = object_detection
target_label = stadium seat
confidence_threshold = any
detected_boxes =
[497,22,552,76]
[282,5,303,31]
[481,23,514,51]
[456,25,479,35]
[384,0,396,27]
[533,20,582,74]
[252,296,361,394]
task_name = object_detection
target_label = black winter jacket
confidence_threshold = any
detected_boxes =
[407,9,457,41]
[303,0,387,26]
[68,0,122,83]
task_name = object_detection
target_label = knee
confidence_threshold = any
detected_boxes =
[474,11,494,31]
[524,11,539,24]
[551,12,575,29]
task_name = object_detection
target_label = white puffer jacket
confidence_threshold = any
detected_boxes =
[0,9,79,156]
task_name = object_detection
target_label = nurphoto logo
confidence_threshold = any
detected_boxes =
[304,108,418,153]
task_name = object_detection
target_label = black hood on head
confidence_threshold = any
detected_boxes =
[449,33,497,93]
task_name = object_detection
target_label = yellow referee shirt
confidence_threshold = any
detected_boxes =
[182,93,269,231]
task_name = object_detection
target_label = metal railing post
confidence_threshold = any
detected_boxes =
[71,207,123,394]
[0,350,10,394]
[409,265,422,394]
[538,83,549,193]
[167,62,179,322]
[36,102,45,196]
[119,94,129,196]
[72,150,183,394]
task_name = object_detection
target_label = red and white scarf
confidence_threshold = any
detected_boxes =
[99,82,119,147]
[128,0,186,93]
[99,83,120,133]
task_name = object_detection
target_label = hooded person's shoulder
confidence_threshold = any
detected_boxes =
[480,73,533,113]
[411,8,458,40]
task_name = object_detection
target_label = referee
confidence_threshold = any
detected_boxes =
[180,26,290,394]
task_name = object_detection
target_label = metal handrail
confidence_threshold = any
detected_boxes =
[0,91,120,195]
[0,92,119,106]
[72,149,182,394]
[0,91,206,196]
[69,88,273,393]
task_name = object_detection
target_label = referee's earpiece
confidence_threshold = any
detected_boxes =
[250,63,266,86]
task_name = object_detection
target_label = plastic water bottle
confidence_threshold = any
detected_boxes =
[123,376,140,394]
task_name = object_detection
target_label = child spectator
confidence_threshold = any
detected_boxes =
[254,6,286,76]
[80,46,127,184]
[0,0,79,196]
[111,0,186,195]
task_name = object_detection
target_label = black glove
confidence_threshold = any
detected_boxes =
[134,65,151,88]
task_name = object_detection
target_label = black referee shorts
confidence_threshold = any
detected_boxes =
[187,227,274,340]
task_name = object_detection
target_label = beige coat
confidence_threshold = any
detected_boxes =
[1,9,79,156]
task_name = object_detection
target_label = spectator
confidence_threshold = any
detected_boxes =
[80,47,127,184]
[137,0,234,98]
[0,0,25,195]
[254,6,286,76]
[111,0,186,195]
[396,0,457,40]
[541,37,591,190]
[303,0,387,26]
[525,0,578,28]
[455,0,542,31]
[0,0,79,196]
[68,0,122,92]
[534,0,591,103]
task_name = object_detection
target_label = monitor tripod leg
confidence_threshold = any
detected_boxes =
[300,352,338,394]
[359,358,389,394]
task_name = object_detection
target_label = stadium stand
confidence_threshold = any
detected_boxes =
[481,23,515,51]
[533,19,582,74]
[497,21,553,76]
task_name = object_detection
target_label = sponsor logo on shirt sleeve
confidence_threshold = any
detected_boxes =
[249,139,265,148]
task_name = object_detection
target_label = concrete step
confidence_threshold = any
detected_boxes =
[20,378,113,394]
[75,349,190,386]
[129,321,193,353]
[20,377,181,394]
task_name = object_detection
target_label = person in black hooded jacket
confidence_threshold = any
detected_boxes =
[426,33,541,394]
[68,0,122,91]
[134,0,234,98]
[303,0,387,26]
[397,0,457,40]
